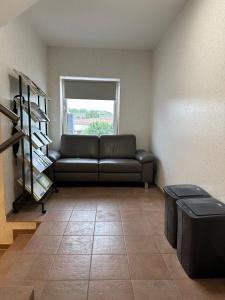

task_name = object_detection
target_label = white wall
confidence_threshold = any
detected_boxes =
[151,0,225,201]
[0,16,47,214]
[47,47,152,150]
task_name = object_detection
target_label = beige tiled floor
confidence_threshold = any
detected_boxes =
[2,186,225,299]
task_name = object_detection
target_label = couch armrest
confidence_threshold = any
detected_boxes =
[48,149,61,162]
[136,150,154,163]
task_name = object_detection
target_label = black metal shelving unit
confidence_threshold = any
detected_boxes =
[13,72,53,214]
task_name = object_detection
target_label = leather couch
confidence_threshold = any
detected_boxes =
[49,134,154,186]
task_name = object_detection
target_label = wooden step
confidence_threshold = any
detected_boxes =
[7,234,33,252]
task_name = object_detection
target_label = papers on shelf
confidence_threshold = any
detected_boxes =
[18,172,52,202]
[22,101,50,123]
[33,180,47,201]
[34,149,52,165]
[18,177,45,202]
[31,134,44,148]
[19,126,52,149]
[36,173,52,190]
[18,150,52,173]
[33,132,48,146]
[24,153,46,173]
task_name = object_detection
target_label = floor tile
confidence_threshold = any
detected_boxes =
[48,255,91,280]
[35,222,68,236]
[93,236,126,254]
[162,254,188,279]
[23,280,46,300]
[0,253,36,283]
[94,222,123,235]
[0,250,22,263]
[97,203,119,210]
[0,286,34,300]
[140,200,164,211]
[70,210,96,221]
[125,236,158,254]
[47,200,75,210]
[151,223,164,235]
[6,186,225,299]
[64,222,95,235]
[144,211,165,223]
[120,210,145,221]
[88,280,134,300]
[132,280,180,300]
[45,210,72,221]
[24,235,62,254]
[90,255,130,280]
[58,236,93,254]
[96,209,121,221]
[153,235,176,254]
[128,254,171,280]
[0,257,18,281]
[174,279,225,300]
[26,255,55,280]
[119,203,141,211]
[145,213,164,235]
[122,220,153,236]
[40,280,88,300]
[73,201,97,210]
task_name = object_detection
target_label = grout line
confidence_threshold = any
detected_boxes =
[121,212,136,299]
[86,209,97,299]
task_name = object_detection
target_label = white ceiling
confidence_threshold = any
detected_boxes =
[25,0,187,50]
[0,0,38,28]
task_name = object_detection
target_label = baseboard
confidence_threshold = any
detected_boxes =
[158,185,164,194]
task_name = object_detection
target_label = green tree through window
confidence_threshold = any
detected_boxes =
[82,121,113,135]
[69,108,113,119]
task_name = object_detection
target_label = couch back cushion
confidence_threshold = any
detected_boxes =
[60,135,99,158]
[100,135,136,158]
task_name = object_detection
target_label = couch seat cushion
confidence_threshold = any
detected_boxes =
[99,159,141,173]
[54,158,98,172]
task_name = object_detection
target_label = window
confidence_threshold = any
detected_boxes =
[61,77,120,136]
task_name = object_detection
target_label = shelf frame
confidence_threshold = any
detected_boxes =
[12,72,53,214]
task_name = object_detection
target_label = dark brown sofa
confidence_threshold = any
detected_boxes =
[49,134,154,187]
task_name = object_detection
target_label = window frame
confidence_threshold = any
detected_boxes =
[60,76,120,136]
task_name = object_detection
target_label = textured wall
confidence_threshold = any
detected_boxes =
[0,16,47,213]
[151,0,225,201]
[47,47,152,150]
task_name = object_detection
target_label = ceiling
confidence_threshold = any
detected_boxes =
[25,0,187,50]
[0,0,38,28]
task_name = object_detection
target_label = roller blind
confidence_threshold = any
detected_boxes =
[64,80,117,100]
